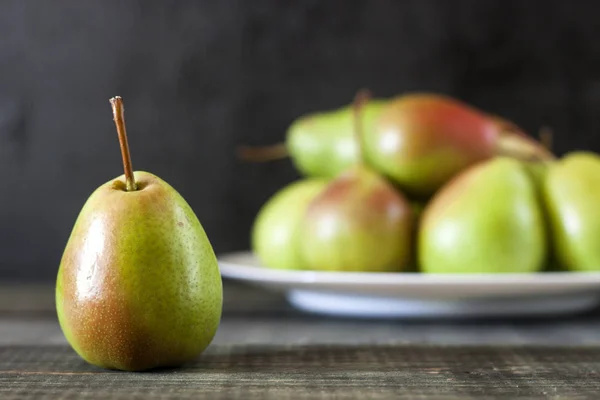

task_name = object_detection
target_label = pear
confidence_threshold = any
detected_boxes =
[363,93,554,197]
[543,152,600,271]
[251,178,328,269]
[55,97,222,372]
[418,157,546,274]
[237,98,388,178]
[299,166,413,272]
[297,91,413,272]
[286,99,387,177]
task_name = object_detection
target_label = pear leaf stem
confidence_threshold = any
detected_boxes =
[351,88,372,164]
[110,96,137,191]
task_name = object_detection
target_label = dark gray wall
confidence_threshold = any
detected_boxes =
[1,0,599,281]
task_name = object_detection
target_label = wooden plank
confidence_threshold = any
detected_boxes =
[4,313,600,347]
[1,345,600,399]
[4,281,600,348]
[0,284,55,314]
[0,281,292,316]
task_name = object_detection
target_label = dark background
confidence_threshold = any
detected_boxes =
[1,0,599,281]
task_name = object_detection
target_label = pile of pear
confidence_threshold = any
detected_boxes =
[248,91,600,274]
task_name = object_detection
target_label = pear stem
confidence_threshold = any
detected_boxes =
[538,126,553,152]
[496,131,557,162]
[110,96,137,191]
[493,116,556,162]
[236,143,289,162]
[352,88,372,164]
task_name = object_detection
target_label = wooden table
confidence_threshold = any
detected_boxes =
[2,281,600,399]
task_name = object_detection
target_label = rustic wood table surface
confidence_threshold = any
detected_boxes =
[2,281,600,399]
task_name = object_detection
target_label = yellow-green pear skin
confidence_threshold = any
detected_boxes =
[418,158,546,274]
[298,165,413,272]
[543,152,600,271]
[56,171,223,372]
[286,99,387,178]
[251,179,328,270]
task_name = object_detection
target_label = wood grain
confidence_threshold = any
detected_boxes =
[2,344,600,399]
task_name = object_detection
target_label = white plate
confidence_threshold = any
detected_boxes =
[218,251,600,319]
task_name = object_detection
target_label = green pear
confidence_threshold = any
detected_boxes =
[418,157,546,274]
[298,165,413,272]
[286,99,387,178]
[56,97,222,372]
[251,178,328,269]
[543,152,600,271]
[237,98,388,178]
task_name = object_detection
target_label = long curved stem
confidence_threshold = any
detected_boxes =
[110,96,137,191]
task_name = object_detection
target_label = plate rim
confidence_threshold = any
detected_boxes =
[217,251,600,286]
